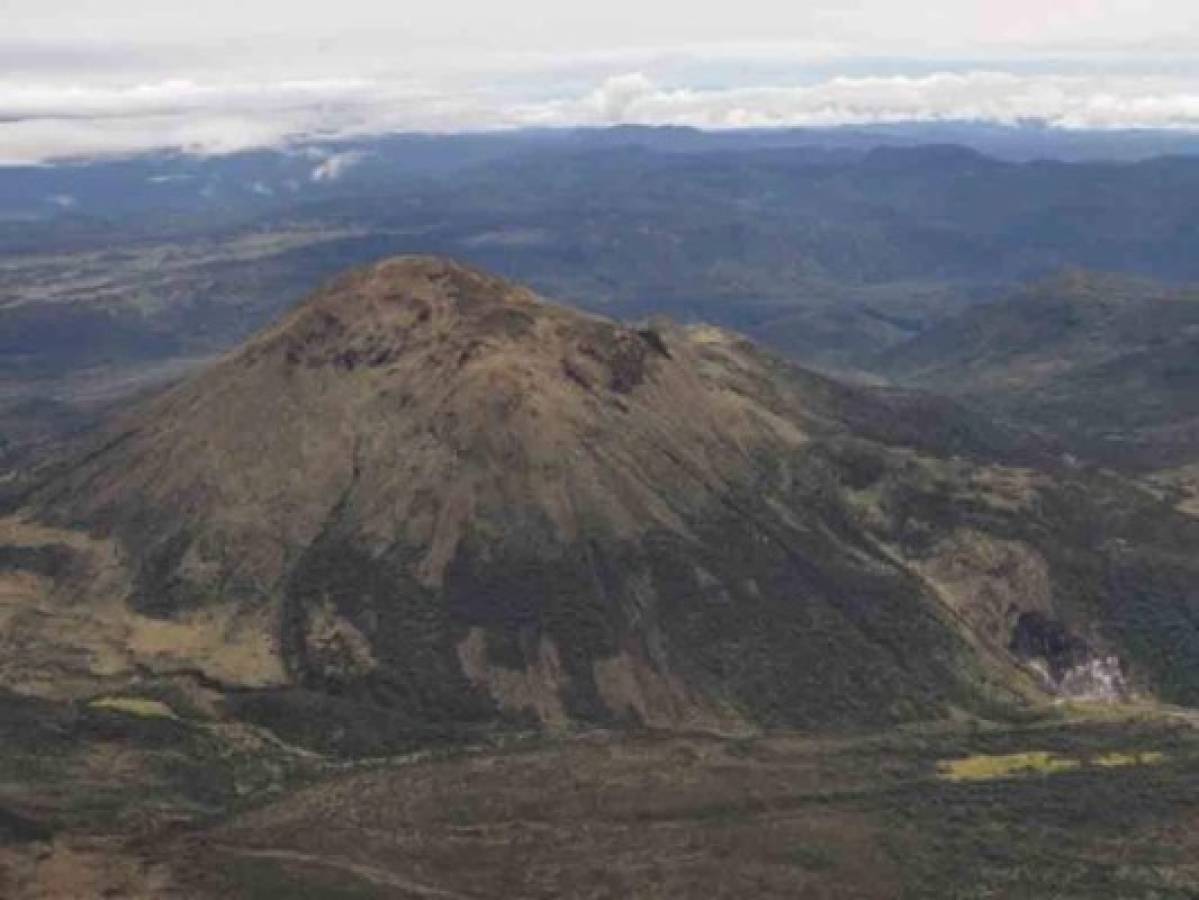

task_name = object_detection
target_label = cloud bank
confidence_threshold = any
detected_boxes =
[556,71,1199,130]
[6,69,1199,163]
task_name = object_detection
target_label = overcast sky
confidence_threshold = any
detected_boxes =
[4,0,1199,161]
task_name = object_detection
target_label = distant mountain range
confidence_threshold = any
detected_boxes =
[8,123,1199,228]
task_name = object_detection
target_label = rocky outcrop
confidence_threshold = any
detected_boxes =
[1011,611,1130,701]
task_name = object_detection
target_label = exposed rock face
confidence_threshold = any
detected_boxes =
[1011,611,1130,701]
[5,256,1199,753]
[1056,657,1128,701]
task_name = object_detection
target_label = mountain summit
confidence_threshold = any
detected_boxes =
[6,258,1199,753]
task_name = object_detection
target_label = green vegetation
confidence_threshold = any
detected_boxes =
[88,696,177,719]
[938,750,1082,781]
[936,748,1167,782]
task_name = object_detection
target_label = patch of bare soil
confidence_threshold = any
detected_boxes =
[0,838,176,900]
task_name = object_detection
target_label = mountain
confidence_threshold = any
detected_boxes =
[5,258,1199,760]
[877,271,1199,472]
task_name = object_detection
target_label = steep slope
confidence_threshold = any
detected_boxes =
[878,271,1199,470]
[5,258,1199,755]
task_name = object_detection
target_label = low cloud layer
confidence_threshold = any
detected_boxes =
[6,68,1199,163]
[555,71,1199,130]
[0,78,480,162]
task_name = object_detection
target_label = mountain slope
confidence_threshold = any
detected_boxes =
[5,258,1199,755]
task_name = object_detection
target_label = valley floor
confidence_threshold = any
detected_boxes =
[2,703,1198,898]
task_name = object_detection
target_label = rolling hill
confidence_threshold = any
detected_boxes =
[877,271,1199,472]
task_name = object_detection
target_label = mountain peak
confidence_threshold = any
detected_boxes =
[309,254,542,321]
[242,254,675,401]
[254,255,536,365]
[327,255,538,313]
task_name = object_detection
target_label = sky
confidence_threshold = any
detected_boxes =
[3,0,1199,162]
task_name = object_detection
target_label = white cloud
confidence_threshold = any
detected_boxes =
[7,69,1199,163]
[310,150,368,182]
[519,71,1199,131]
[0,78,377,121]
[589,72,655,121]
[0,111,321,164]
